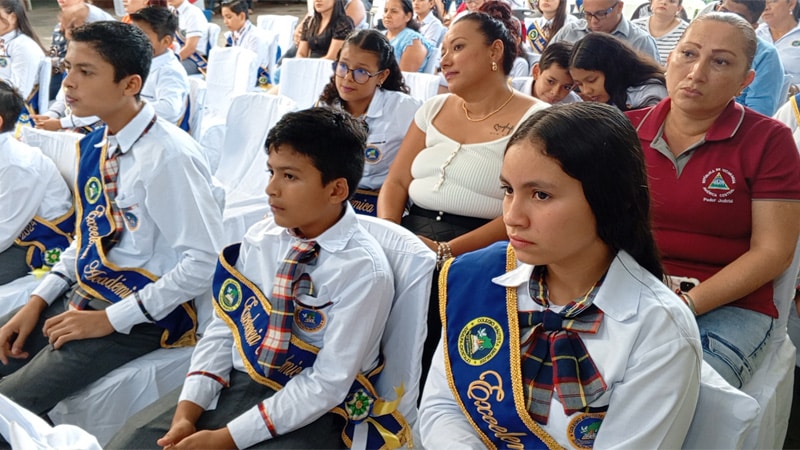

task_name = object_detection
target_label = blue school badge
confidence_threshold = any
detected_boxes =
[344,388,374,422]
[458,317,503,366]
[219,279,243,312]
[365,145,382,164]
[0,57,7,68]
[294,306,326,332]
[44,248,62,266]
[85,177,102,204]
[793,40,800,47]
[567,413,604,448]
[123,210,139,231]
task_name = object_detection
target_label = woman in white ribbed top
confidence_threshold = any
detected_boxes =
[378,11,546,381]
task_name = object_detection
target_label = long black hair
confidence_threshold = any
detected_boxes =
[309,0,349,36]
[319,29,410,106]
[0,0,44,50]
[457,12,517,74]
[506,102,663,279]
[536,0,568,39]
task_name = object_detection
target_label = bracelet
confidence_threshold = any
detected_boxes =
[435,241,453,270]
[680,293,698,316]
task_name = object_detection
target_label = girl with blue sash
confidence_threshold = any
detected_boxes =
[419,103,702,448]
[524,0,576,56]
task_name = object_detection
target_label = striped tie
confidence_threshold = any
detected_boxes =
[102,145,124,247]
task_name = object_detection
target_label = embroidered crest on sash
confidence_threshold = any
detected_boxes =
[458,317,503,366]
[294,306,326,332]
[44,248,62,266]
[219,278,243,312]
[567,412,604,448]
[365,145,382,164]
[345,389,374,422]
[85,177,102,204]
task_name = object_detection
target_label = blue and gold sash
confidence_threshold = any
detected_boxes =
[350,189,378,217]
[15,208,75,270]
[214,243,411,449]
[526,21,549,54]
[440,241,560,450]
[174,31,208,75]
[74,127,197,348]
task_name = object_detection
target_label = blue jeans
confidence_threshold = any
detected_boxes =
[697,305,774,388]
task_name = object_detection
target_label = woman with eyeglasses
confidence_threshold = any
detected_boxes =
[626,13,800,389]
[569,32,666,110]
[378,12,548,383]
[318,29,422,216]
[631,0,689,65]
[757,0,800,89]
[524,0,576,56]
[382,0,435,72]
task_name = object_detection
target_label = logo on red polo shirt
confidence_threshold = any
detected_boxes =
[702,168,736,203]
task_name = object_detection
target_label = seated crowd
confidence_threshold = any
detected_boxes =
[1,0,800,447]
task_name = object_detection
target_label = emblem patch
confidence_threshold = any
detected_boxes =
[792,40,800,47]
[85,177,102,204]
[365,145,382,164]
[527,26,540,41]
[701,168,736,204]
[458,317,503,366]
[44,248,62,266]
[294,306,326,332]
[0,57,7,68]
[219,279,243,312]
[124,210,139,231]
[567,413,604,448]
[344,389,374,423]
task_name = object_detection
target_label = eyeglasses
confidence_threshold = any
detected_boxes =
[583,2,618,20]
[332,61,382,84]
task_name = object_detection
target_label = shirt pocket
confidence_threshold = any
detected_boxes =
[114,192,153,244]
[293,293,333,341]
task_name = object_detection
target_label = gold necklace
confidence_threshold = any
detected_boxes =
[461,90,515,122]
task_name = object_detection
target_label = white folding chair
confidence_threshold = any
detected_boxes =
[36,58,52,115]
[352,216,436,448]
[253,27,281,85]
[207,22,221,52]
[0,394,101,450]
[0,275,40,318]
[401,71,440,102]
[256,14,300,60]
[188,77,207,142]
[278,58,334,109]
[19,127,83,188]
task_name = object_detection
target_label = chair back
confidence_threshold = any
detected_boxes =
[0,394,102,450]
[402,71,440,102]
[207,22,222,53]
[279,58,334,109]
[188,77,207,141]
[204,46,258,119]
[37,58,52,115]
[19,127,83,189]
[256,14,300,60]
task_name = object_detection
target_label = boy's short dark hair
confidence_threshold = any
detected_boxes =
[539,42,572,72]
[266,107,367,200]
[130,6,179,40]
[0,80,23,133]
[726,0,766,24]
[70,21,152,89]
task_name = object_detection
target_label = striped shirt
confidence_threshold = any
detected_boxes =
[632,17,689,66]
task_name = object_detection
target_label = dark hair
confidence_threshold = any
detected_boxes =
[458,12,517,74]
[220,0,248,20]
[570,32,665,111]
[310,0,350,36]
[726,0,766,24]
[506,102,663,279]
[319,29,410,106]
[478,1,523,57]
[130,6,179,40]
[687,12,756,68]
[0,0,44,50]
[387,0,421,32]
[0,80,23,132]
[536,0,568,38]
[538,40,571,71]
[71,21,152,98]
[265,107,368,201]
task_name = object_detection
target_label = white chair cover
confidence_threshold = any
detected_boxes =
[253,28,280,83]
[402,72,440,102]
[36,58,52,115]
[0,275,40,317]
[279,58,334,109]
[188,77,207,141]
[256,14,300,60]
[19,127,83,188]
[207,22,221,51]
[0,394,101,450]
[352,216,436,448]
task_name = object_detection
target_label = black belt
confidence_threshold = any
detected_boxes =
[408,204,491,230]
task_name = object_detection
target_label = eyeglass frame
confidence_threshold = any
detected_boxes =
[583,1,620,20]
[332,61,383,84]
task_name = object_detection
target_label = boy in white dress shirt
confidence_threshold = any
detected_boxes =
[0,80,73,285]
[0,21,223,417]
[168,0,210,75]
[131,6,192,130]
[108,107,410,449]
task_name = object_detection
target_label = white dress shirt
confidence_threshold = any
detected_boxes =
[176,0,209,55]
[179,205,395,449]
[32,102,224,334]
[0,132,72,252]
[419,250,702,449]
[418,13,446,47]
[141,50,190,126]
[757,21,800,88]
[0,30,45,101]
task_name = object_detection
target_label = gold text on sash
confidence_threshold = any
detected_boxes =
[17,221,36,241]
[242,296,263,346]
[278,354,305,378]
[468,370,527,449]
[81,205,106,259]
[82,260,135,298]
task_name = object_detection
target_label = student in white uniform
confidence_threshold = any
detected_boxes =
[523,0,577,57]
[0,81,73,285]
[0,21,223,418]
[413,0,446,47]
[419,102,702,449]
[168,0,209,75]
[318,29,422,216]
[221,0,276,89]
[0,0,46,126]
[511,41,581,105]
[108,107,407,450]
[131,6,192,130]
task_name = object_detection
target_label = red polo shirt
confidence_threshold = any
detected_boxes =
[627,99,800,317]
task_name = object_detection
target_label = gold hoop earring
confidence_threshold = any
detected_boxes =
[491,61,498,72]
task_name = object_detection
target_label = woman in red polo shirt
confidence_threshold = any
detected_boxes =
[626,12,800,388]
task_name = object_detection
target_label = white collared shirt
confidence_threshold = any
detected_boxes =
[757,21,800,87]
[179,205,395,449]
[32,102,224,334]
[510,77,583,105]
[0,132,72,252]
[224,21,276,76]
[418,13,446,47]
[419,250,702,449]
[0,30,45,101]
[550,17,661,64]
[141,50,190,125]
[176,0,209,55]
[46,85,101,129]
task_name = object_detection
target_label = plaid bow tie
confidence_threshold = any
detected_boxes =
[102,144,124,248]
[258,240,319,372]
[519,267,608,424]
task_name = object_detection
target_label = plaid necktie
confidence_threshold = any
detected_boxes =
[102,144,124,247]
[258,240,319,372]
[519,266,607,424]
